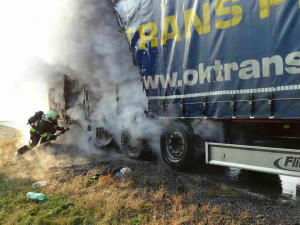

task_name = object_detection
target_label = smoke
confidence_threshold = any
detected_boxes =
[0,0,164,154]
[39,0,166,152]
[0,1,60,142]
[192,120,224,143]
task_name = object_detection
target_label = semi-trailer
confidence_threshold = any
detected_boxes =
[51,0,300,177]
[114,0,300,177]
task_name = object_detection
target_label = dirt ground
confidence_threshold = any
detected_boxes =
[1,124,300,225]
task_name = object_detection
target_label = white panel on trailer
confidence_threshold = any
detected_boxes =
[205,142,300,178]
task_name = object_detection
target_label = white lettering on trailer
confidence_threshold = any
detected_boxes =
[262,55,284,77]
[148,84,300,100]
[183,69,198,86]
[224,62,239,81]
[143,51,300,92]
[199,63,213,84]
[239,59,260,80]
[285,52,300,74]
[143,75,160,89]
[212,60,224,82]
[159,73,178,88]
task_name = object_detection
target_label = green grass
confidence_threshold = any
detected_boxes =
[0,172,153,225]
[17,195,87,225]
[0,173,90,225]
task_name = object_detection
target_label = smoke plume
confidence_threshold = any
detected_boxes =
[42,0,163,150]
[0,0,164,153]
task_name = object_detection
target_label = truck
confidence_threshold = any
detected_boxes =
[52,0,300,178]
[113,0,300,177]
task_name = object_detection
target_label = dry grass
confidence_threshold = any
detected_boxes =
[0,125,258,225]
[22,170,251,225]
[153,186,167,201]
[240,210,250,220]
[0,126,21,162]
[0,166,262,225]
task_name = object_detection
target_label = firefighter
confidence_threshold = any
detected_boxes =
[16,110,66,156]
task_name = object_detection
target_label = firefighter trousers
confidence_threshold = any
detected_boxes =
[17,132,48,155]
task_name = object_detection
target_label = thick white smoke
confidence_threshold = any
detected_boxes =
[0,0,163,152]
[0,1,59,141]
[39,0,159,148]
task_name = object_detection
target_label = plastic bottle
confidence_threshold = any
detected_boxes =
[26,192,45,201]
[115,167,132,178]
[115,172,121,177]
[120,167,131,175]
[31,180,49,189]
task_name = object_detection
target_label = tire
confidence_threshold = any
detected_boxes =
[95,127,113,148]
[121,130,145,158]
[160,123,194,170]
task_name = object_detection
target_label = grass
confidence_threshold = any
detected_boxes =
[0,125,260,224]
[0,167,255,225]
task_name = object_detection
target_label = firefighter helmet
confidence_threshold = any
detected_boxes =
[46,110,58,121]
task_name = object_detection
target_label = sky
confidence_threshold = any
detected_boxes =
[0,1,60,121]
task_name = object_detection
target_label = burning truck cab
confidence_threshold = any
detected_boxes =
[48,75,116,147]
[48,76,89,123]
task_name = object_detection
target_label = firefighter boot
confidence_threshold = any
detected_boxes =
[16,145,31,156]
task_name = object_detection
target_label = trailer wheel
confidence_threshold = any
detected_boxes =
[121,130,145,158]
[160,123,193,170]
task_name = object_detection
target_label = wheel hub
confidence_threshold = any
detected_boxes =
[166,131,184,161]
